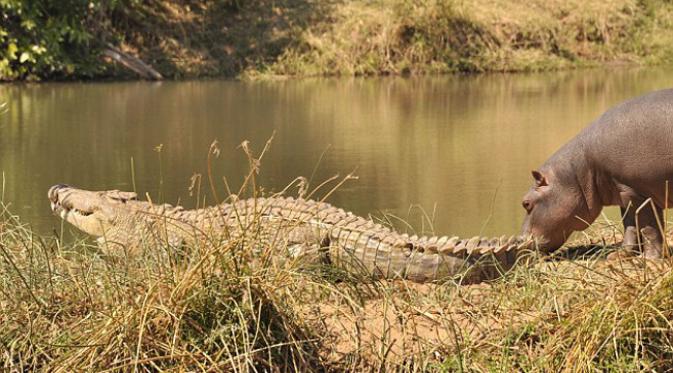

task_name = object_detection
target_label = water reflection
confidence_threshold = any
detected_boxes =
[2,68,673,237]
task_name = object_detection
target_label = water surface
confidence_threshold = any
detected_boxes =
[2,68,673,238]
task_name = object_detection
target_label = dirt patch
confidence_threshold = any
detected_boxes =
[297,251,672,368]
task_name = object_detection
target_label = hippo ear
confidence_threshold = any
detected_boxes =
[531,170,548,187]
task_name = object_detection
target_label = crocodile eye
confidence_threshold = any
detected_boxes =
[522,200,533,213]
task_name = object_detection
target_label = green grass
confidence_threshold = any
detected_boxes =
[1,193,672,371]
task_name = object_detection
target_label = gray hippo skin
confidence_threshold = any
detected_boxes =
[521,89,673,258]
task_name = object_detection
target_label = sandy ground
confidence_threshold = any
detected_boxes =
[297,241,672,366]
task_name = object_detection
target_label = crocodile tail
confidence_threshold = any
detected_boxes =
[329,232,537,283]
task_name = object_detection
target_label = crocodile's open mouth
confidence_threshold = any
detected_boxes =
[51,203,94,218]
[48,184,94,219]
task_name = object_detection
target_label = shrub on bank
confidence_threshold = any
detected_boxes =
[0,0,106,80]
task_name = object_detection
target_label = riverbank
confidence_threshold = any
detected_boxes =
[2,0,673,81]
[1,198,672,370]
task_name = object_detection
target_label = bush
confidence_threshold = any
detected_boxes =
[1,0,97,79]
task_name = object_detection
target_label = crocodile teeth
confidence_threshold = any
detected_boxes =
[74,209,93,216]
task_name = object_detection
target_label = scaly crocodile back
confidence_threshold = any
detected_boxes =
[152,196,535,283]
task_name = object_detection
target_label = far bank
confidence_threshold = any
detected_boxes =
[2,0,673,81]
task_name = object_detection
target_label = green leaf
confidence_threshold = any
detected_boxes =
[31,45,46,54]
[19,52,30,63]
[20,19,35,31]
[6,43,17,59]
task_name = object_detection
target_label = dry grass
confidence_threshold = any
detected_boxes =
[92,0,673,79]
[259,0,673,77]
[1,190,672,371]
[1,141,672,371]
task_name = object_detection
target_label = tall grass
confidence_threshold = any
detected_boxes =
[259,0,673,77]
[0,202,326,370]
[0,149,672,370]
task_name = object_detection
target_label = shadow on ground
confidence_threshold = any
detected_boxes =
[550,244,620,261]
[106,0,333,78]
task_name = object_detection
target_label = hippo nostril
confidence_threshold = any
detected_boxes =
[48,184,70,203]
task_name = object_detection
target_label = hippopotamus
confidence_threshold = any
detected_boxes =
[521,89,673,258]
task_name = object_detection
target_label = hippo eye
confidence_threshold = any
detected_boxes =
[522,200,533,213]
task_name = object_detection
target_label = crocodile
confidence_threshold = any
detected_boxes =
[48,184,537,283]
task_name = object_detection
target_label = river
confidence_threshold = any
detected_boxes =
[2,67,673,238]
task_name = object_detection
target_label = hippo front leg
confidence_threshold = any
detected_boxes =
[620,197,664,259]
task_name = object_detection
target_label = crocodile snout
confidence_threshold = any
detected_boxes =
[48,184,70,204]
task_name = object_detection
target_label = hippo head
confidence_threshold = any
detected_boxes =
[520,169,588,252]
